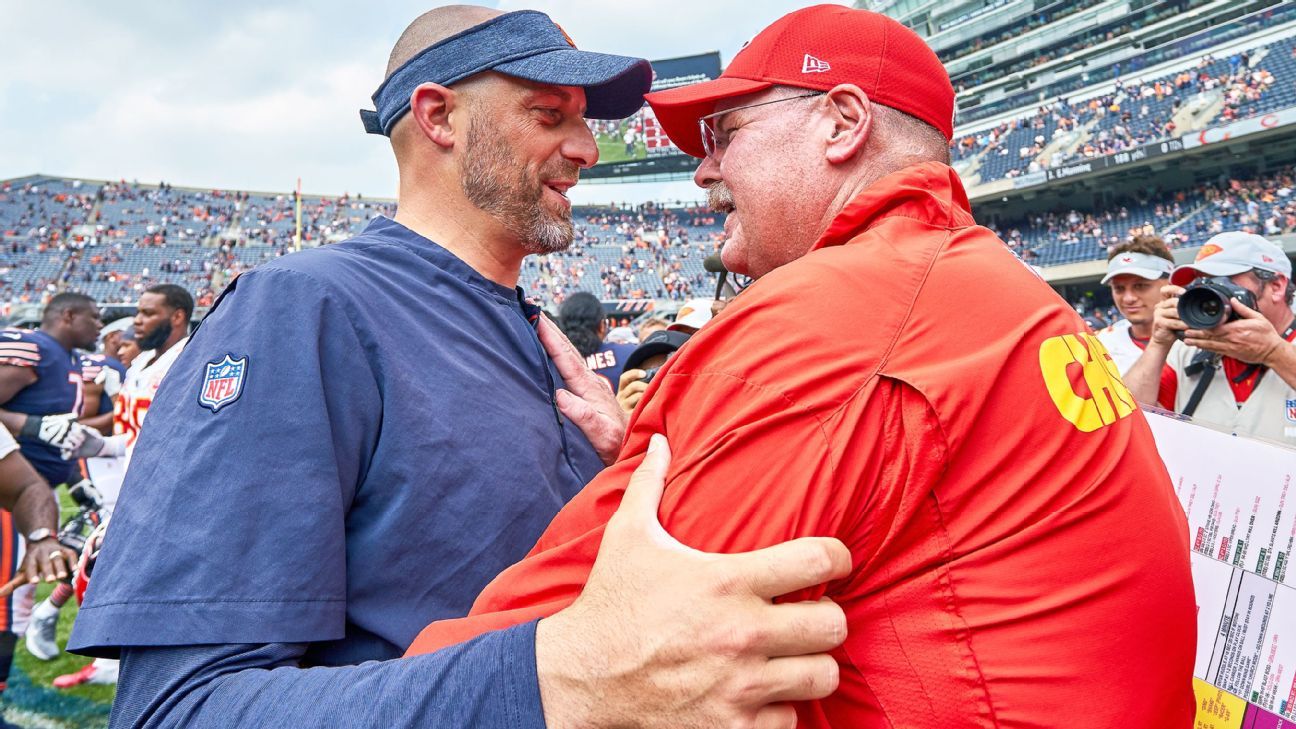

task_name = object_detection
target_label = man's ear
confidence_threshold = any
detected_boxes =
[823,84,872,165]
[1266,274,1290,306]
[407,82,459,149]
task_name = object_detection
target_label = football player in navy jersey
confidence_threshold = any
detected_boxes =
[559,292,635,390]
[0,293,103,484]
[0,425,77,718]
[0,292,100,710]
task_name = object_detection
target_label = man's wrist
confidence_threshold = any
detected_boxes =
[534,611,601,729]
[24,527,56,544]
[1143,337,1174,362]
[1264,337,1296,372]
[100,433,128,459]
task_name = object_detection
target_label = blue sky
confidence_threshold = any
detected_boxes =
[0,1,848,203]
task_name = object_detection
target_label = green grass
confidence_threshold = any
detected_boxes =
[14,582,116,707]
[3,486,114,727]
[595,137,648,165]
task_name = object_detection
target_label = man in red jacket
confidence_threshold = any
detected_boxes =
[408,6,1197,727]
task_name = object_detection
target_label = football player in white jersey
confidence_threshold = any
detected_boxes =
[1097,237,1174,368]
[1096,236,1179,410]
[26,285,193,686]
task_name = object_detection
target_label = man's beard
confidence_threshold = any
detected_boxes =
[459,114,578,255]
[138,320,172,351]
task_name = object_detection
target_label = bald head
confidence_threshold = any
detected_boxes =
[386,5,503,78]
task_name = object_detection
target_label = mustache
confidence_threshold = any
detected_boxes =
[540,160,581,185]
[707,182,734,212]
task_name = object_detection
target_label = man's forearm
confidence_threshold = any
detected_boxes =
[0,410,25,436]
[1266,341,1296,391]
[9,475,59,538]
[1124,341,1172,405]
[111,622,545,729]
[80,411,115,436]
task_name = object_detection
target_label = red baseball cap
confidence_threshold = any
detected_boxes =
[645,5,954,159]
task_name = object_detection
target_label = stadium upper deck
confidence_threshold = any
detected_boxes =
[6,1,1296,313]
[858,0,1296,195]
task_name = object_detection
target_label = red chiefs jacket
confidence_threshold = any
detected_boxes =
[408,162,1196,728]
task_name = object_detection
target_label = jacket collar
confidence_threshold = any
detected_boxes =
[812,161,975,252]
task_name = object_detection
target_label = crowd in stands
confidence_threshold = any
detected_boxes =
[3,161,1293,315]
[5,25,1296,316]
[522,205,723,305]
[952,35,1296,185]
[0,177,394,312]
[990,163,1296,267]
[1200,166,1296,238]
[1,177,724,313]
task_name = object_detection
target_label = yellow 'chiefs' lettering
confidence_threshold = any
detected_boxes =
[1039,333,1136,433]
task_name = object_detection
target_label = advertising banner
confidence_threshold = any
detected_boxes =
[1182,107,1296,151]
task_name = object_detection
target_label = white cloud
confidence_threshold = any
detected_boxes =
[0,1,848,199]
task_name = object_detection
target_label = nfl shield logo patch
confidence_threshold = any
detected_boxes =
[1287,399,1296,423]
[199,354,248,413]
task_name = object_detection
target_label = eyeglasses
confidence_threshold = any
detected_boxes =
[698,92,824,158]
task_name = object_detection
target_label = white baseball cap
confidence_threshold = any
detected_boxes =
[1100,251,1174,285]
[668,298,714,333]
[98,316,133,344]
[1170,232,1292,286]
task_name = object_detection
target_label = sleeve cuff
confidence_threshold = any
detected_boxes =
[503,620,546,729]
[68,598,345,658]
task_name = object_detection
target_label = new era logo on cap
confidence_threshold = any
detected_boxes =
[642,6,956,157]
[802,54,831,74]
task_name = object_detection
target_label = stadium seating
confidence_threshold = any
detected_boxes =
[3,163,1294,312]
[0,177,726,311]
[954,34,1296,186]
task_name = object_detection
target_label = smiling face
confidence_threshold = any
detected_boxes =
[459,78,597,255]
[693,89,829,279]
[1108,274,1164,327]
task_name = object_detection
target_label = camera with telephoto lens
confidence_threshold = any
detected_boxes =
[1177,276,1257,330]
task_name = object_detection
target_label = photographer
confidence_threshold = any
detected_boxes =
[1125,232,1296,444]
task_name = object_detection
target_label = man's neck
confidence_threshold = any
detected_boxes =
[394,185,525,289]
[1275,310,1296,338]
[39,326,73,352]
[1129,321,1153,340]
[156,332,185,358]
